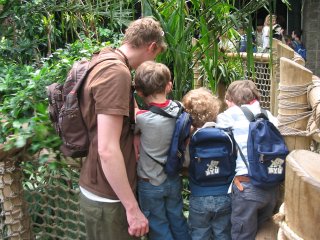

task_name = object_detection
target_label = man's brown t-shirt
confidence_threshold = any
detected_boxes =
[79,48,136,199]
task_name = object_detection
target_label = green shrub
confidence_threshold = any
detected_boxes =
[0,35,121,156]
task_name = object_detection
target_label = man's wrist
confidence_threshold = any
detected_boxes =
[123,201,139,213]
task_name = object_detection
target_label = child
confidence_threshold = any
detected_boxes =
[134,61,190,240]
[182,88,232,240]
[216,80,279,240]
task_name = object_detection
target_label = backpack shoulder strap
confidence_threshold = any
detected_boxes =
[240,106,255,122]
[148,105,175,118]
[236,141,249,169]
[260,109,268,118]
[173,100,184,116]
[148,100,183,119]
[241,106,269,121]
[73,54,118,93]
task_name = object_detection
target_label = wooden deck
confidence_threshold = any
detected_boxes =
[256,219,279,240]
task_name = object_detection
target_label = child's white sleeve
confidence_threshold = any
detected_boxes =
[267,111,279,127]
[216,112,234,128]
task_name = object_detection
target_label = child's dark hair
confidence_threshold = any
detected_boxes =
[293,30,302,39]
[225,80,260,106]
[134,61,171,97]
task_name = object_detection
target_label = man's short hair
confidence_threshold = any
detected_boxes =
[134,61,171,97]
[182,87,221,128]
[225,80,260,106]
[123,17,167,51]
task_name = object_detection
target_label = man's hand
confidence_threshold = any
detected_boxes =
[127,207,149,237]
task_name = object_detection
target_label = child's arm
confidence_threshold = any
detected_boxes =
[133,134,141,162]
[134,110,142,162]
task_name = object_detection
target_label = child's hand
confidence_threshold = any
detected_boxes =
[134,134,141,161]
[234,177,244,191]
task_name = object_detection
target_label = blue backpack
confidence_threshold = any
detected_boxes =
[189,125,237,187]
[148,101,192,176]
[239,107,289,188]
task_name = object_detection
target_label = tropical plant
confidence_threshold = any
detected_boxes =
[0,36,121,154]
[0,0,134,64]
[140,0,291,98]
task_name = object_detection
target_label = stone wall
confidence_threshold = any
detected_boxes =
[303,0,320,76]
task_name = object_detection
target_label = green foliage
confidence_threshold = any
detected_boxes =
[0,36,119,155]
[141,0,272,98]
[149,0,195,100]
[0,0,134,63]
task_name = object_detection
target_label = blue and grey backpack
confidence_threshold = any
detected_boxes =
[188,124,237,187]
[239,107,289,188]
[148,101,192,176]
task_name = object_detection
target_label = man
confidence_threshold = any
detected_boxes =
[78,17,166,240]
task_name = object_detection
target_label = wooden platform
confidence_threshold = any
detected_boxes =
[256,218,279,240]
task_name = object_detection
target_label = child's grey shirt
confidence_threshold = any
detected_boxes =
[135,100,180,186]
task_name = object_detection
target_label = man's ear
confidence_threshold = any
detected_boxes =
[148,42,158,53]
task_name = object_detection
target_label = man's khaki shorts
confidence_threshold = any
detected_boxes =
[79,192,138,240]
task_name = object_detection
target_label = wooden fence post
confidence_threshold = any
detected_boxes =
[278,58,313,150]
[282,150,320,239]
[0,146,33,239]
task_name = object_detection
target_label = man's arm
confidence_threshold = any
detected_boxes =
[97,114,148,237]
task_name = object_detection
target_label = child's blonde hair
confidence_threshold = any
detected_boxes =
[225,80,260,106]
[123,17,167,51]
[134,61,171,97]
[182,88,221,128]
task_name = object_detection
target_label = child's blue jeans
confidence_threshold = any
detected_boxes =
[188,194,232,240]
[137,175,190,240]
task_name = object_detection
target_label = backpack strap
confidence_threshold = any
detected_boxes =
[240,106,255,121]
[236,141,249,169]
[148,100,182,119]
[145,152,165,167]
[148,105,175,118]
[237,107,269,169]
[240,106,269,121]
[146,101,185,168]
[260,109,268,118]
[174,100,184,116]
[72,55,119,93]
